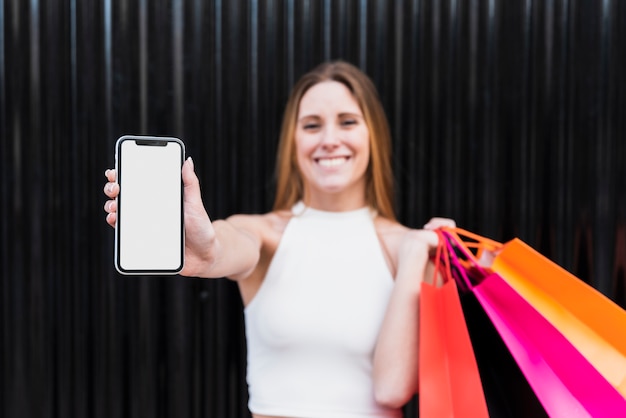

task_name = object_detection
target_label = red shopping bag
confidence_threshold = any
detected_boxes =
[442,229,626,418]
[419,231,488,418]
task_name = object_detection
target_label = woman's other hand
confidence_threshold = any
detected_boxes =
[423,216,456,231]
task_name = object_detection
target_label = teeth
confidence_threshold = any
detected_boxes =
[318,157,347,167]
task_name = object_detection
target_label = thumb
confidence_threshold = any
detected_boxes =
[182,157,202,204]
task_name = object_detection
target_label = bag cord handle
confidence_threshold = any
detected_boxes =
[432,230,453,286]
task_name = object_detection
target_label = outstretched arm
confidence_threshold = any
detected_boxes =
[177,158,261,279]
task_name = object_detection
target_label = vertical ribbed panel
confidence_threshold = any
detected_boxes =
[2,1,626,417]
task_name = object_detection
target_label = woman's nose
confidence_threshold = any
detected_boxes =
[319,126,341,147]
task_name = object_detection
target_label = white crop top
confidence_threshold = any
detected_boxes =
[244,202,402,418]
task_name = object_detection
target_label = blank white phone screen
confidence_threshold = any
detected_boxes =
[116,138,183,274]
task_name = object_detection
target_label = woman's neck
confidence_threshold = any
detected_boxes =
[301,189,368,212]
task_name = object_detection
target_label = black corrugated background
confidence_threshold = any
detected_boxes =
[2,0,625,416]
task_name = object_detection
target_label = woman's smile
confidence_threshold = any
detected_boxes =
[316,156,350,168]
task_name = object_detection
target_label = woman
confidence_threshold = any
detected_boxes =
[104,61,454,417]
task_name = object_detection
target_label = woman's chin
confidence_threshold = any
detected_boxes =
[307,180,366,200]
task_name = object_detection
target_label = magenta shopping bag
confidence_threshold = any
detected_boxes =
[442,230,626,418]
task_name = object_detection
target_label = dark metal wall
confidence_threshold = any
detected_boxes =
[2,0,625,417]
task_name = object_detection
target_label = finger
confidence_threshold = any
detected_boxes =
[104,169,117,182]
[104,199,117,214]
[425,217,451,227]
[106,212,117,228]
[103,182,119,198]
[423,217,456,230]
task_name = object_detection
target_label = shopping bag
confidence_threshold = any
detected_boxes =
[442,230,626,418]
[419,231,488,418]
[450,227,626,398]
[494,238,626,397]
[458,289,549,417]
[439,232,549,418]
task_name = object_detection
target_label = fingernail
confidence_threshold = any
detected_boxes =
[187,156,194,170]
[108,183,115,193]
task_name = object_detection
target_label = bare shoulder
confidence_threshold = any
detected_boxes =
[374,217,410,250]
[373,217,408,275]
[374,217,439,259]
[374,216,449,281]
[225,210,292,303]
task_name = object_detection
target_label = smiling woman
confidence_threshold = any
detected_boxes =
[103,60,455,418]
[273,61,396,220]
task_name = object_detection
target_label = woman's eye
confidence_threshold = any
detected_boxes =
[303,123,320,130]
[341,119,357,127]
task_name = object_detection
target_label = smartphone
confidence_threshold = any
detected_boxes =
[114,135,185,275]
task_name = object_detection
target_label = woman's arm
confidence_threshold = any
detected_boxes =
[177,158,262,279]
[373,218,454,408]
[372,229,436,408]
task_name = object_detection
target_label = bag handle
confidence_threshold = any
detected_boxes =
[439,230,470,287]
[445,227,503,252]
[432,230,453,286]
[442,227,503,275]
[440,229,490,291]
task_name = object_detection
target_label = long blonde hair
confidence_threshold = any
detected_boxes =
[272,61,396,220]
